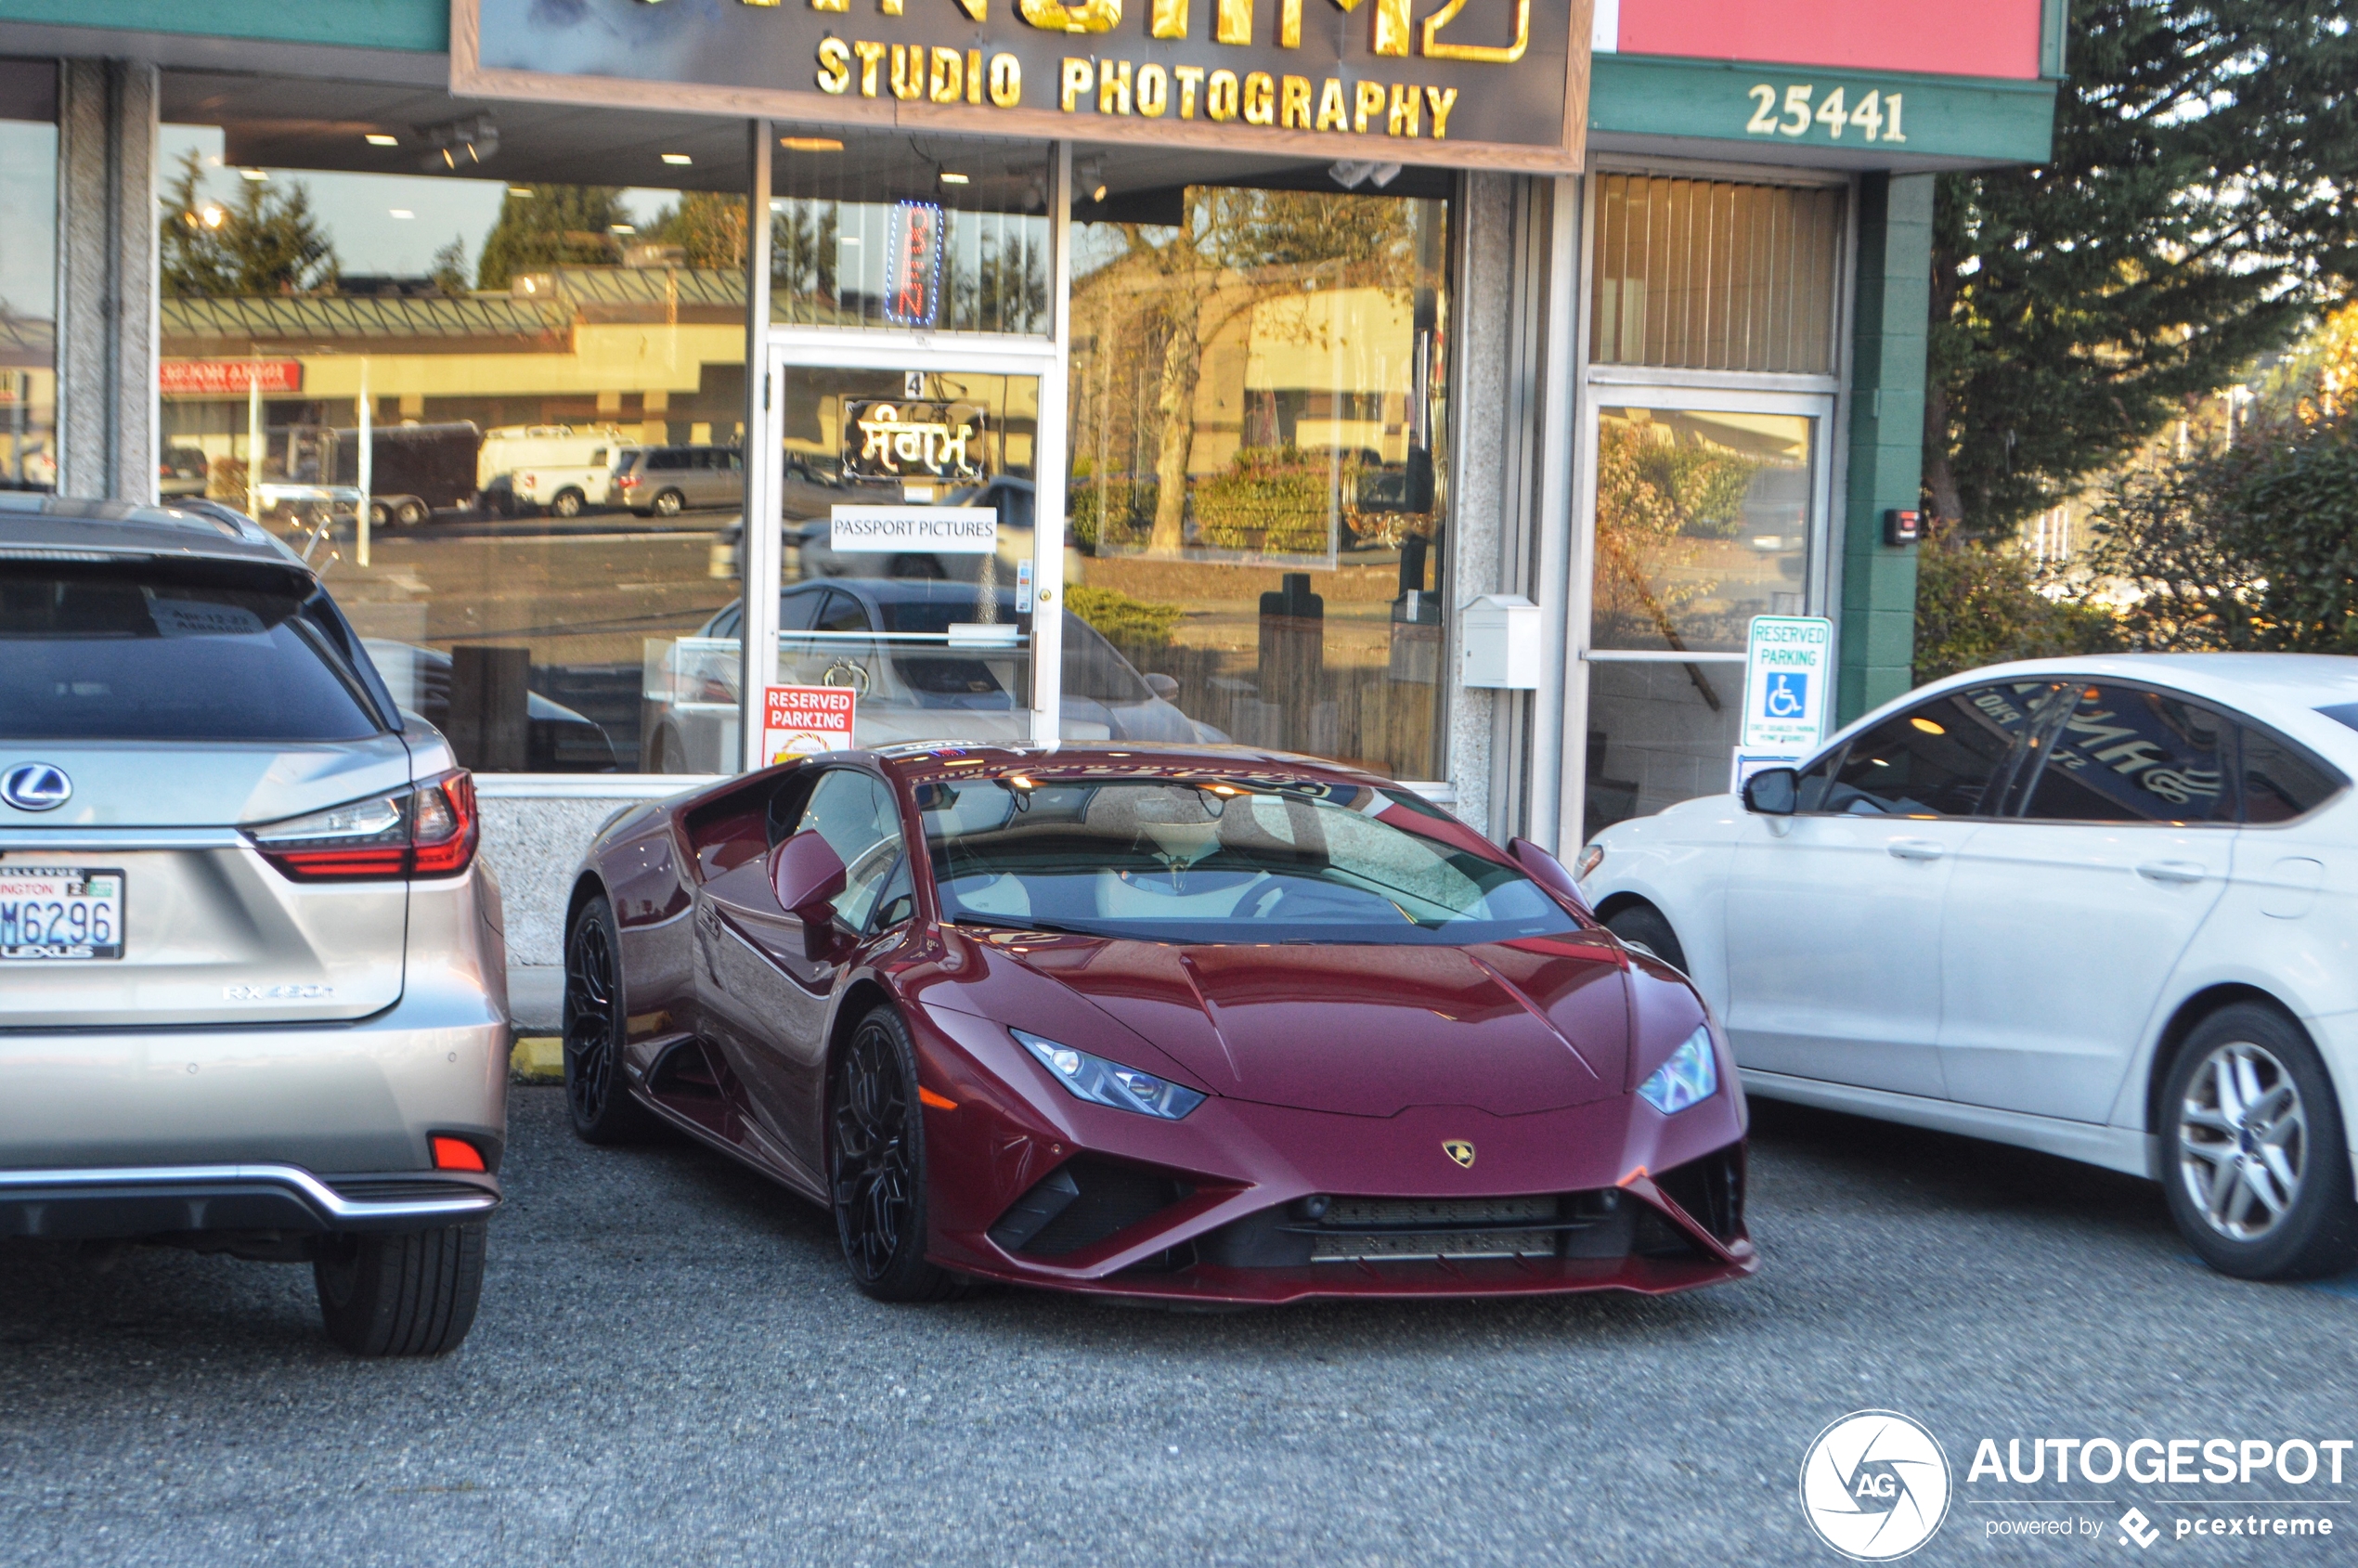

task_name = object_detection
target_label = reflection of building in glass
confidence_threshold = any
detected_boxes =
[158,265,752,493]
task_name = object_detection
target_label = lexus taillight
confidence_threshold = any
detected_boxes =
[248,770,479,881]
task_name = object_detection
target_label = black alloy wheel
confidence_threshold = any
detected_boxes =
[563,894,654,1143]
[830,1004,965,1302]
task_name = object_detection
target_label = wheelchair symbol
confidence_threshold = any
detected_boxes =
[1762,671,1808,719]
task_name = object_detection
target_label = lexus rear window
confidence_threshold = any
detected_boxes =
[2320,702,2358,735]
[0,566,383,742]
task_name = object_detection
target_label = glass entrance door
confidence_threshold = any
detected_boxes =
[1575,391,1833,836]
[771,358,1043,753]
[640,335,1058,772]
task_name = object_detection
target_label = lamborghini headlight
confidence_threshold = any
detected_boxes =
[1011,1029,1207,1121]
[1638,1025,1718,1114]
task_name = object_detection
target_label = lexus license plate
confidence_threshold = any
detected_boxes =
[0,867,125,959]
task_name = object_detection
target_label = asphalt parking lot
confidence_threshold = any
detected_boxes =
[4,1088,2354,1567]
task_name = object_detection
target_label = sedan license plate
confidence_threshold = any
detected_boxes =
[0,867,125,959]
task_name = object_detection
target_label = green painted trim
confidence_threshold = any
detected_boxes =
[2041,0,2070,80]
[1836,172,1935,724]
[1592,54,2056,166]
[0,0,447,54]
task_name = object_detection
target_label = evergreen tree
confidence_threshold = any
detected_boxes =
[430,236,470,297]
[1926,0,2358,533]
[159,149,336,297]
[475,185,629,290]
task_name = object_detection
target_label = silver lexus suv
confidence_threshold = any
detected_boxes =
[0,497,508,1355]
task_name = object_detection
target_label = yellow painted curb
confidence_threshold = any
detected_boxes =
[511,1035,564,1083]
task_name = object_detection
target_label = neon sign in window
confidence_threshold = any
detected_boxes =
[885,201,945,329]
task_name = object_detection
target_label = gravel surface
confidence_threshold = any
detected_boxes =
[5,1087,2354,1566]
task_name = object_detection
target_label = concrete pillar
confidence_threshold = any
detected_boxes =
[57,58,158,504]
[1444,170,1519,837]
[1836,172,1934,722]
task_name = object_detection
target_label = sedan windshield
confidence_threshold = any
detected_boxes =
[920,776,1578,946]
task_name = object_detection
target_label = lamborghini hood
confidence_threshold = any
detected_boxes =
[945,931,1634,1117]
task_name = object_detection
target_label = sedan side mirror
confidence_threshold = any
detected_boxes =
[769,829,848,925]
[1743,767,1799,816]
[1508,836,1590,913]
[1142,672,1181,701]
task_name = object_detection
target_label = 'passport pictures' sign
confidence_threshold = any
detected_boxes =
[453,0,1591,171]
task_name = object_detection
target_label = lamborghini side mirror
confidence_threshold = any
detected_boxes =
[769,829,848,925]
[1743,767,1799,816]
[1508,836,1590,913]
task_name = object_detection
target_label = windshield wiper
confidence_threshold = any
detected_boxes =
[949,914,1105,939]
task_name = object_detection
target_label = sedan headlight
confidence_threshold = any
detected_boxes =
[1011,1029,1206,1121]
[1638,1025,1718,1114]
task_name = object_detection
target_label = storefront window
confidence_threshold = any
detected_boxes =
[1589,175,1841,374]
[1064,184,1450,779]
[0,60,56,492]
[771,128,1050,337]
[157,81,751,772]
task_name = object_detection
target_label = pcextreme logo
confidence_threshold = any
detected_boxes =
[1799,1410,1953,1561]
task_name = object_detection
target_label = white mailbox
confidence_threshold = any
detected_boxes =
[1460,593,1541,689]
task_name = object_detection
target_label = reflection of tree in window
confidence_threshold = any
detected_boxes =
[1070,188,1419,556]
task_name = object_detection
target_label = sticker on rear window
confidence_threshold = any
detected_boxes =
[149,598,267,639]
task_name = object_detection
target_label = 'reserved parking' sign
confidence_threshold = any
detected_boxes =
[1740,616,1833,755]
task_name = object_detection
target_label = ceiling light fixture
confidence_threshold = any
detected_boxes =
[238,167,268,182]
[661,152,693,165]
[610,224,637,235]
[507,185,533,197]
[939,171,969,186]
[416,112,499,172]
[781,136,844,152]
[390,208,415,219]
[364,133,398,148]
[1075,156,1108,203]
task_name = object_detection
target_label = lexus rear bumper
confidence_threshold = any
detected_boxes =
[0,1162,499,1240]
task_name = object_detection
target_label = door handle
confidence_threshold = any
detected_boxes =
[1887,839,1947,862]
[2137,860,2208,886]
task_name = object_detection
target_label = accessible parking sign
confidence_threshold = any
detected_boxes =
[1740,616,1833,755]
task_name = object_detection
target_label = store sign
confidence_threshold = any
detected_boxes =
[160,359,303,396]
[1739,614,1832,754]
[830,506,999,552]
[845,400,987,480]
[452,0,1590,171]
[760,683,858,762]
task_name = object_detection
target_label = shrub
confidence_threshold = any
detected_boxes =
[1912,520,2123,683]
[1064,583,1184,648]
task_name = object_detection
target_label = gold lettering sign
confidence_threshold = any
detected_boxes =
[1018,0,1121,33]
[846,401,986,481]
[461,0,1586,175]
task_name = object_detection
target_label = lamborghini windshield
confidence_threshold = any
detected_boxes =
[918,775,1578,946]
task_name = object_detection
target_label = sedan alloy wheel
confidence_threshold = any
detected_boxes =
[2177,1039,2306,1242]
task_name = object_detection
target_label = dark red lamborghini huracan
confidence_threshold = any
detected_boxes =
[562,744,1756,1304]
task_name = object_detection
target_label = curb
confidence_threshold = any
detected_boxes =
[511,1035,564,1084]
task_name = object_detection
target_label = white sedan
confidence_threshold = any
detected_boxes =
[1577,654,2358,1280]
